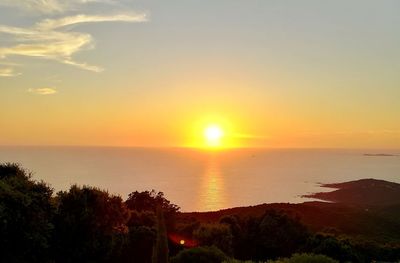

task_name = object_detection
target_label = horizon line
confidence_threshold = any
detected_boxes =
[0,144,400,151]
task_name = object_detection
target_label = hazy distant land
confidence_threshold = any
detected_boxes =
[363,153,399,157]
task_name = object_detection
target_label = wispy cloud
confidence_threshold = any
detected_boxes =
[0,0,113,14]
[28,87,57,95]
[36,14,147,30]
[0,67,21,77]
[0,13,147,73]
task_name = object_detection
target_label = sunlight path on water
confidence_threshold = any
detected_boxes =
[196,154,228,211]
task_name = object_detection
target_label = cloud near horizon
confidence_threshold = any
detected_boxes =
[28,87,58,95]
[0,13,147,75]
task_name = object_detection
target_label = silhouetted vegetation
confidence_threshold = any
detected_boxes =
[217,210,310,260]
[53,185,129,263]
[170,246,228,263]
[0,163,54,263]
[152,206,169,263]
[193,223,233,256]
[126,190,180,214]
[268,253,339,263]
[224,253,339,263]
[1,163,400,262]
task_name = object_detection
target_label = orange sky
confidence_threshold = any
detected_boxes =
[1,1,400,149]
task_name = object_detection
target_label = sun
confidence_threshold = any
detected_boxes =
[204,125,224,147]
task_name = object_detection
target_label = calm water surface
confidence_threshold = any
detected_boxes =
[0,147,399,212]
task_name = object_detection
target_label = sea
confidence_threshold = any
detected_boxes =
[0,146,399,212]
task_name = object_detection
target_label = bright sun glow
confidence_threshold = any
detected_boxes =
[204,125,224,147]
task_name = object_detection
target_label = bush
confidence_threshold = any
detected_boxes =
[223,209,310,261]
[268,253,338,263]
[223,259,257,263]
[194,223,234,255]
[170,246,228,263]
[305,234,357,262]
[256,210,310,259]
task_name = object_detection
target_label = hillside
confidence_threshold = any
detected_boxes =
[303,178,400,206]
[179,179,400,243]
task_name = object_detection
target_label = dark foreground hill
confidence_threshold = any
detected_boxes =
[180,179,400,243]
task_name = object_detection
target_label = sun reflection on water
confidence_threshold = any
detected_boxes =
[197,155,227,211]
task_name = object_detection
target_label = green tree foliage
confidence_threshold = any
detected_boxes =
[257,210,309,259]
[0,163,54,263]
[222,260,256,263]
[126,190,180,230]
[120,225,155,263]
[268,253,338,263]
[193,223,234,255]
[170,246,228,263]
[350,239,400,263]
[221,209,310,261]
[128,210,156,228]
[118,210,157,263]
[305,234,357,262]
[175,218,201,237]
[54,185,129,263]
[304,234,400,263]
[126,190,179,214]
[152,206,169,263]
[220,215,244,257]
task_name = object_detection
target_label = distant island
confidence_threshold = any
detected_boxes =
[363,153,398,157]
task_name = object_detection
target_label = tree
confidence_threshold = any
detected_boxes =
[0,163,54,263]
[256,209,310,259]
[220,209,310,261]
[152,206,169,263]
[220,215,244,258]
[126,190,180,231]
[126,190,179,213]
[305,234,358,262]
[54,185,129,263]
[120,225,155,263]
[194,223,233,256]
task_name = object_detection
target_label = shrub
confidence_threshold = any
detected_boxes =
[170,246,228,263]
[268,253,338,263]
[194,223,234,255]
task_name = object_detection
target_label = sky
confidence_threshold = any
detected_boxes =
[1,0,400,148]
